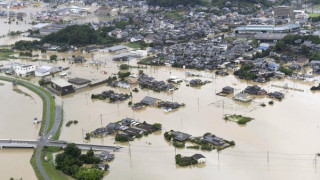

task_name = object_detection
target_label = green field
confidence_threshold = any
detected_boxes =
[0,49,17,60]
[126,42,142,49]
[166,11,184,21]
[309,13,320,18]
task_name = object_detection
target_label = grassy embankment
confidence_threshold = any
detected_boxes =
[0,49,17,60]
[41,146,69,180]
[309,13,320,18]
[30,146,69,180]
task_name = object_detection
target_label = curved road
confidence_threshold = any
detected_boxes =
[19,80,53,180]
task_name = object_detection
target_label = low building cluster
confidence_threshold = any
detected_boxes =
[92,118,161,142]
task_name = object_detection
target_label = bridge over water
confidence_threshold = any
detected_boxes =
[0,139,121,151]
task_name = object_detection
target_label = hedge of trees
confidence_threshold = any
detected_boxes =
[55,144,104,180]
[175,154,197,166]
[234,64,257,80]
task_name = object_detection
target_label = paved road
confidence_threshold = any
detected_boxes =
[46,105,62,140]
[18,80,52,180]
[0,139,121,151]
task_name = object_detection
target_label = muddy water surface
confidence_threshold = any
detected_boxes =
[1,49,320,180]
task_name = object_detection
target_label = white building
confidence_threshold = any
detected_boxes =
[14,65,36,76]
[192,154,206,164]
[117,81,130,89]
[233,93,253,103]
[35,65,62,77]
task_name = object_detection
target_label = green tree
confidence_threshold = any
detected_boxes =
[153,123,162,130]
[275,41,285,52]
[64,143,81,157]
[301,45,310,56]
[119,64,129,70]
[85,133,91,140]
[50,54,57,61]
[74,168,104,180]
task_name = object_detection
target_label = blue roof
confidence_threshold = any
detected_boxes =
[258,46,269,50]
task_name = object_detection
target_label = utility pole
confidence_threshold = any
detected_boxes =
[117,101,119,116]
[82,129,84,142]
[100,114,103,127]
[222,100,225,115]
[86,92,88,105]
[197,98,199,111]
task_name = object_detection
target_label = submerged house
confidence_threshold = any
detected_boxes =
[233,93,253,103]
[50,79,75,96]
[203,135,225,146]
[192,154,206,164]
[268,91,285,100]
[244,85,267,95]
[172,131,192,142]
[140,96,161,106]
[95,151,114,161]
[222,86,234,94]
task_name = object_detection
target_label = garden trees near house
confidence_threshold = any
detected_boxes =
[85,133,91,140]
[74,168,104,180]
[117,71,131,80]
[50,54,57,61]
[301,45,310,56]
[153,123,162,130]
[55,144,104,180]
[279,66,293,76]
[119,64,129,70]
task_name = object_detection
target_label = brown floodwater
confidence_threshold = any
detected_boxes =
[0,149,37,180]
[56,51,320,179]
[2,49,320,179]
[0,81,41,180]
